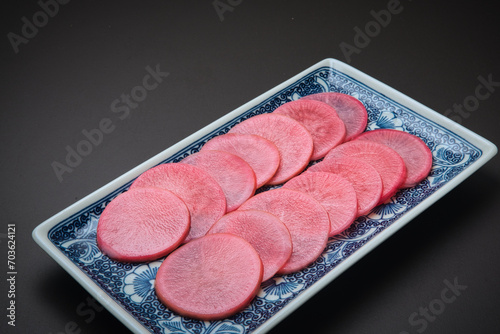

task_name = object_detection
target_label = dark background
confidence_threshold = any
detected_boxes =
[1,1,499,333]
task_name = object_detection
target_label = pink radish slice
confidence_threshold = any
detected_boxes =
[201,133,280,188]
[229,113,313,185]
[96,187,190,262]
[302,92,368,141]
[155,233,263,321]
[283,172,357,236]
[273,99,346,160]
[239,188,330,274]
[354,129,433,188]
[130,163,226,243]
[308,156,382,216]
[208,210,292,281]
[181,150,256,212]
[325,140,406,204]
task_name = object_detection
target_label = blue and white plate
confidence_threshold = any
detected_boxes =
[32,58,497,334]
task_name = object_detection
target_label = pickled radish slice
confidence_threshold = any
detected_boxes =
[200,133,280,188]
[354,129,433,188]
[130,163,226,242]
[182,150,256,212]
[229,113,313,185]
[273,99,346,160]
[155,233,263,321]
[239,188,330,274]
[283,172,357,236]
[308,156,382,216]
[208,210,292,281]
[96,187,190,262]
[302,92,368,141]
[325,140,406,204]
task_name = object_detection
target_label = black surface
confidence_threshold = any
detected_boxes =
[1,1,499,333]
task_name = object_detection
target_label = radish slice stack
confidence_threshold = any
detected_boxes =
[301,92,368,141]
[96,91,434,321]
[129,163,226,243]
[308,156,383,216]
[273,99,346,160]
[354,129,433,188]
[208,210,292,281]
[239,188,330,275]
[181,150,257,212]
[228,113,313,185]
[324,140,407,204]
[200,133,280,188]
[283,172,358,237]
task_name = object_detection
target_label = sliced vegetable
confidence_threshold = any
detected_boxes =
[181,150,256,212]
[283,172,357,236]
[155,233,263,321]
[354,129,432,188]
[208,210,292,281]
[273,99,346,160]
[302,92,368,141]
[229,113,313,185]
[97,187,190,262]
[325,140,406,204]
[239,188,330,274]
[308,156,382,216]
[130,163,226,242]
[201,133,280,188]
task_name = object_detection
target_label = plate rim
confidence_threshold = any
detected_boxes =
[32,57,497,334]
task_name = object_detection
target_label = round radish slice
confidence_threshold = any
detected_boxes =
[97,187,190,262]
[239,188,330,274]
[229,113,313,185]
[273,99,346,160]
[181,150,256,212]
[325,140,406,204]
[308,156,382,216]
[283,172,357,236]
[302,92,368,141]
[130,163,226,243]
[155,233,263,321]
[354,129,433,188]
[208,210,292,281]
[201,133,280,188]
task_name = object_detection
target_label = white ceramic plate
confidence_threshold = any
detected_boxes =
[33,58,497,334]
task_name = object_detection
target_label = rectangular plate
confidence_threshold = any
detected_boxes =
[33,58,497,334]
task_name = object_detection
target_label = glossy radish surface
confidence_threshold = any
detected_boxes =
[229,113,313,185]
[325,140,406,204]
[273,99,346,160]
[155,233,263,321]
[181,150,256,212]
[130,163,226,242]
[354,129,432,188]
[97,187,190,262]
[239,188,330,274]
[200,133,280,188]
[302,92,368,141]
[208,210,292,281]
[308,156,382,216]
[283,172,357,236]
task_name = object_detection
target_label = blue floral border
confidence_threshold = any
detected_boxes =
[48,66,481,334]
